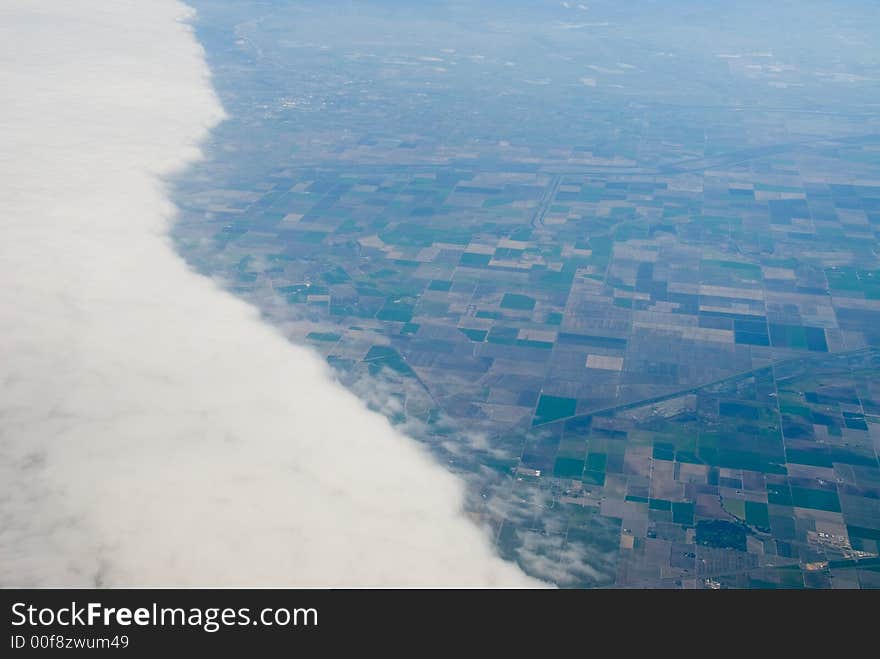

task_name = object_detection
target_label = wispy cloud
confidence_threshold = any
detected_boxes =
[515,531,617,587]
[0,0,542,587]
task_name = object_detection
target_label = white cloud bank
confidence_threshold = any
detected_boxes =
[0,0,541,587]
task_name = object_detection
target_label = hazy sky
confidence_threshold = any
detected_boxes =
[0,0,541,587]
